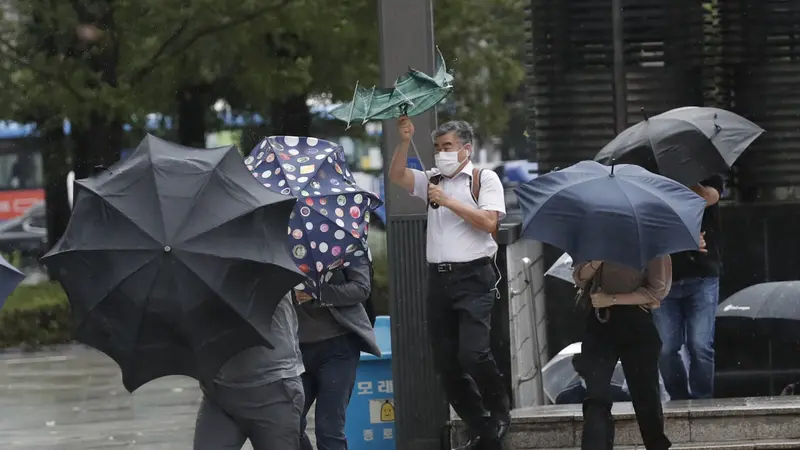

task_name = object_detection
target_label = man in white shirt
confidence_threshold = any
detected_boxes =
[388,117,509,450]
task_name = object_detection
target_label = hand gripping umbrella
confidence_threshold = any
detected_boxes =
[595,106,764,186]
[41,135,305,392]
[331,47,454,173]
[245,136,382,301]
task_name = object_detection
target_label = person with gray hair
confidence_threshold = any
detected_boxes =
[389,116,509,450]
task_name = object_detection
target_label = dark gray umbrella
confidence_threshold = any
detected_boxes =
[717,281,800,394]
[595,106,764,186]
[717,281,800,339]
[42,135,304,392]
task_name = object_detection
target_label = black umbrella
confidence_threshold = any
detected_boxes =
[42,135,305,392]
[595,106,764,186]
[717,281,800,338]
[717,281,800,394]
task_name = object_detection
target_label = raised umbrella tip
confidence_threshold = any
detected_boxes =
[640,107,649,120]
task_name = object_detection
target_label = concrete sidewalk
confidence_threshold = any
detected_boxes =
[0,345,315,449]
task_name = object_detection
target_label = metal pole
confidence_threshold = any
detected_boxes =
[612,0,628,133]
[521,257,546,404]
[378,1,449,449]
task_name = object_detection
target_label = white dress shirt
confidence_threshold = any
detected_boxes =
[410,161,506,263]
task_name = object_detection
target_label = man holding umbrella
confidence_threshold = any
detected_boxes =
[593,106,764,400]
[653,177,722,400]
[389,117,509,450]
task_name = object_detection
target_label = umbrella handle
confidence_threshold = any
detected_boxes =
[595,307,610,323]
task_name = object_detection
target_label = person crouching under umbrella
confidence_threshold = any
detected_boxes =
[193,292,306,450]
[571,256,673,450]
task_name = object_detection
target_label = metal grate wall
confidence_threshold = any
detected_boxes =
[524,0,708,356]
[525,0,706,173]
[720,0,800,201]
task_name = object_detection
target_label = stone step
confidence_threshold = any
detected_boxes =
[533,440,800,450]
[451,397,800,449]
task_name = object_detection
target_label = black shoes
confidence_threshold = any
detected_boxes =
[452,413,511,450]
[494,412,511,442]
[452,435,484,450]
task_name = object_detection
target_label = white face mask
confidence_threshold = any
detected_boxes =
[434,146,469,176]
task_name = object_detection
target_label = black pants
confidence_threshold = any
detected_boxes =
[426,260,510,437]
[574,306,671,450]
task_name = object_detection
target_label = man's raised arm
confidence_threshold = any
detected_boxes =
[388,117,417,193]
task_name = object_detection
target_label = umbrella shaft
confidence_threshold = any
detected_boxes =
[409,138,427,173]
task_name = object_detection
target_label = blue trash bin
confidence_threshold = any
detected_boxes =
[345,315,395,449]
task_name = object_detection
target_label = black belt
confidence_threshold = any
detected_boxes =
[429,257,491,273]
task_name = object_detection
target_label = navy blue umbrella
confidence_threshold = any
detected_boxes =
[515,160,705,270]
[0,255,24,308]
[245,136,382,300]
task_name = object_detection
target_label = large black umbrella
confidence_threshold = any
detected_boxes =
[42,135,305,392]
[717,281,800,338]
[717,281,800,394]
[595,106,764,186]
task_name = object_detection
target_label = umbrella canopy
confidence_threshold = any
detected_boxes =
[543,342,627,404]
[42,135,305,392]
[516,160,705,270]
[245,136,382,300]
[546,252,575,284]
[0,255,24,308]
[331,47,453,127]
[595,106,764,186]
[717,281,800,340]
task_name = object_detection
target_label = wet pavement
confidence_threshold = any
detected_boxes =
[0,345,315,449]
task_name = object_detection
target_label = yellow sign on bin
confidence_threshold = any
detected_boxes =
[368,399,395,424]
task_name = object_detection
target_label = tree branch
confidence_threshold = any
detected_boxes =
[0,35,87,101]
[130,16,193,83]
[130,0,290,84]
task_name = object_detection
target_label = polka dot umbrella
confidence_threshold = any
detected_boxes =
[245,136,383,300]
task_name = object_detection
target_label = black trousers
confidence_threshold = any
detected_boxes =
[426,260,510,436]
[574,306,671,450]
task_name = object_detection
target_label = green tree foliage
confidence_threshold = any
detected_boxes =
[435,0,526,139]
[0,0,292,127]
[0,0,524,146]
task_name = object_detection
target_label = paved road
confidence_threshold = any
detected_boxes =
[0,345,314,449]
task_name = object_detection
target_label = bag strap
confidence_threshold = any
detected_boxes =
[470,168,482,205]
[471,168,499,241]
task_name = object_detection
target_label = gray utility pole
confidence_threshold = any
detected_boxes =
[378,0,450,449]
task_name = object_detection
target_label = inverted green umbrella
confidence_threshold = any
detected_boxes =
[331,47,454,171]
[331,47,453,127]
